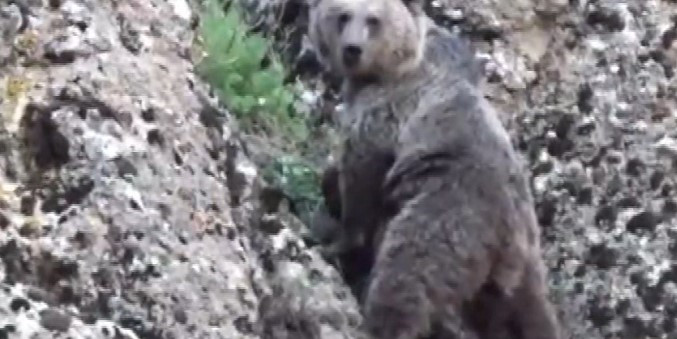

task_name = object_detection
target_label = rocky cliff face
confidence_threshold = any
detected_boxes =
[1,0,677,338]
[0,0,361,338]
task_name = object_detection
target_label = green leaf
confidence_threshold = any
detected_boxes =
[226,73,244,87]
[240,95,257,112]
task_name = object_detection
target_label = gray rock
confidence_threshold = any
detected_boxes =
[40,308,73,332]
[0,3,23,64]
[655,136,677,160]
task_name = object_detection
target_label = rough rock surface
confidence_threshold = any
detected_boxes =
[0,0,361,338]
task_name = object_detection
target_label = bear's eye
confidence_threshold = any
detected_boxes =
[337,13,350,30]
[366,16,380,28]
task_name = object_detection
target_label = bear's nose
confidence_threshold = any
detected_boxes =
[342,45,362,67]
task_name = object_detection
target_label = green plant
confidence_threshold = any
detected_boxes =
[196,0,327,224]
[262,155,322,223]
[196,0,308,145]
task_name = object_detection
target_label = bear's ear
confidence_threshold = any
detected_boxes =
[306,4,334,72]
[400,0,424,15]
[305,0,322,8]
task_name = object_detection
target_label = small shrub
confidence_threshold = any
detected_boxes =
[196,0,325,220]
[196,0,308,146]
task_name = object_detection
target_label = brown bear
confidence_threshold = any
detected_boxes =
[312,163,548,339]
[307,0,562,338]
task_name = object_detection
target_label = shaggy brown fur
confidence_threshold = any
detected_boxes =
[307,0,561,338]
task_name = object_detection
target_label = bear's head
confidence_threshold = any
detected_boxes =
[307,0,428,82]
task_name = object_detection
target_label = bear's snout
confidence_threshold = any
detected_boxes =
[342,45,362,68]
